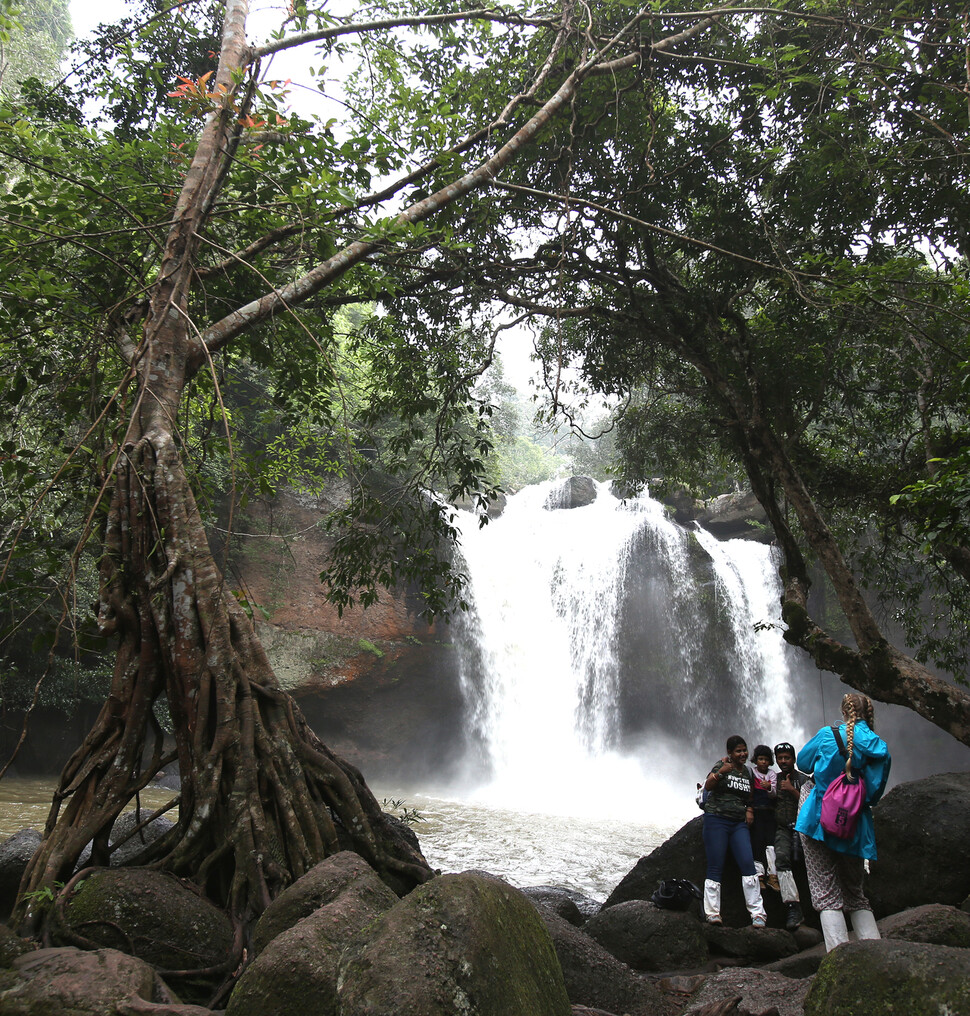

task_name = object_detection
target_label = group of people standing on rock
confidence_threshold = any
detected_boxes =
[699,692,891,952]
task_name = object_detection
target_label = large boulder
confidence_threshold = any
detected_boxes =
[337,872,572,1016]
[0,829,41,921]
[251,850,396,955]
[804,939,970,1016]
[226,862,398,1016]
[53,867,233,1005]
[104,810,176,866]
[521,884,600,925]
[692,491,770,541]
[0,945,180,1015]
[602,815,813,930]
[877,903,970,948]
[868,771,970,917]
[545,476,598,510]
[583,899,708,972]
[0,925,36,968]
[534,903,675,1016]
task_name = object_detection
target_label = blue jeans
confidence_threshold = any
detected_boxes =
[703,813,756,881]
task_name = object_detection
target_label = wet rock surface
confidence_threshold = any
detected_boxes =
[868,771,970,917]
[52,867,234,1005]
[804,939,970,1016]
[584,899,709,972]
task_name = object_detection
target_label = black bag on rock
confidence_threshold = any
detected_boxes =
[650,878,702,911]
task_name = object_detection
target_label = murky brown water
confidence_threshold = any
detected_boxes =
[0,777,682,901]
[0,777,176,840]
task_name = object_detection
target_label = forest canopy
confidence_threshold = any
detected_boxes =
[0,0,968,936]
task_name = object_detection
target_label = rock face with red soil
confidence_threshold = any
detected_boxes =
[228,487,472,782]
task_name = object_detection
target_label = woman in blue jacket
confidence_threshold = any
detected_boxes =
[795,693,891,951]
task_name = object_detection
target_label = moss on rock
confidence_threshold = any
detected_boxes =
[804,939,970,1016]
[55,867,233,1004]
[336,872,571,1016]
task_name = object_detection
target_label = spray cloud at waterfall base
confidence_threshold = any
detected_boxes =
[445,478,809,828]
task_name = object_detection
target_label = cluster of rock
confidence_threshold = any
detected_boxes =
[1,772,969,1015]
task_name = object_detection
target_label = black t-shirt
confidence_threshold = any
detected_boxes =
[703,760,753,821]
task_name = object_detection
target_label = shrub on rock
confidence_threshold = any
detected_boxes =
[583,899,708,971]
[52,867,233,1005]
[337,872,571,1016]
[804,939,970,1016]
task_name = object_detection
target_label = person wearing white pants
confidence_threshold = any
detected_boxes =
[700,735,768,928]
[794,694,891,951]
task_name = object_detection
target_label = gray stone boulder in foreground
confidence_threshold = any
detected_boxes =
[53,867,233,1005]
[683,967,812,1016]
[533,903,672,1016]
[251,849,393,956]
[0,945,185,1016]
[877,902,970,948]
[0,829,41,921]
[337,872,571,1016]
[226,859,398,1016]
[583,898,708,971]
[520,884,599,925]
[804,939,970,1016]
[868,771,970,917]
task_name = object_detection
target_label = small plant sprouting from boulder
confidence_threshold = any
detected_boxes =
[382,798,426,827]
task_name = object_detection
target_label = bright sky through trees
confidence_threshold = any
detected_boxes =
[65,0,543,389]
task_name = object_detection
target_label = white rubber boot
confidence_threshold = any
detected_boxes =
[703,879,722,924]
[741,874,767,927]
[820,909,850,951]
[848,909,880,941]
[777,869,799,904]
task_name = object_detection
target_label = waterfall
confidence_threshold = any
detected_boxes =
[451,479,811,821]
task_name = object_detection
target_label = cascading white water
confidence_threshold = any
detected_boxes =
[691,525,799,737]
[451,479,809,824]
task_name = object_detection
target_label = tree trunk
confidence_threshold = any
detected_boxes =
[17,423,432,938]
[16,0,434,927]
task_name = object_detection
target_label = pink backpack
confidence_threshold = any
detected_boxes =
[819,726,866,839]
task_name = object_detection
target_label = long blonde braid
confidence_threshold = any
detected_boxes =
[841,693,874,776]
